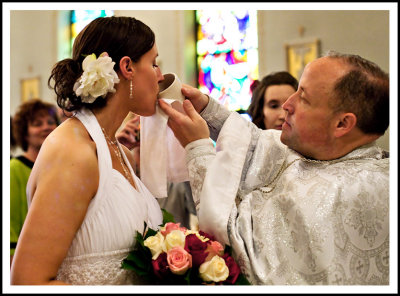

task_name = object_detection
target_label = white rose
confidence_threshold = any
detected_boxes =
[199,255,229,283]
[162,229,186,252]
[73,53,120,103]
[144,232,165,259]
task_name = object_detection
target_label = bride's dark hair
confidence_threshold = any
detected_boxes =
[48,16,155,112]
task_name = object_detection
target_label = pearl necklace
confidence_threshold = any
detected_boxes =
[101,127,133,184]
[259,155,371,194]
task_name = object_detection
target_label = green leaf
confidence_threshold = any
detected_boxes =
[122,230,153,276]
[124,252,139,262]
[144,227,158,239]
[234,273,251,285]
[162,208,175,224]
[183,269,192,285]
[121,260,147,276]
[121,256,150,276]
[122,249,152,276]
[135,231,145,246]
[225,245,233,255]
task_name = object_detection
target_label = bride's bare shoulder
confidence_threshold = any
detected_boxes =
[45,118,96,154]
[31,118,97,181]
[27,117,99,203]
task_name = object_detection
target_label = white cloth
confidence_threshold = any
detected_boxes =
[140,99,189,198]
[185,98,390,285]
[55,108,163,285]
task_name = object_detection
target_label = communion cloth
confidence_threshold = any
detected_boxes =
[140,99,189,198]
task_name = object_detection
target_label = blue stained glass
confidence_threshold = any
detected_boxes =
[237,14,249,32]
[226,52,234,65]
[196,10,258,111]
[71,12,77,23]
[71,10,113,24]
[204,71,213,92]
[70,10,114,54]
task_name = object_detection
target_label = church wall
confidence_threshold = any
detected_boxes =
[8,9,391,150]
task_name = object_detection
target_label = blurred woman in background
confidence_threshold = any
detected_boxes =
[247,71,298,130]
[10,98,59,265]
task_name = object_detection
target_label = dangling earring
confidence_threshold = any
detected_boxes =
[129,80,133,99]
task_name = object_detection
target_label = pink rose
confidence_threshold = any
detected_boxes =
[167,246,192,275]
[184,233,208,267]
[205,240,224,261]
[160,222,187,236]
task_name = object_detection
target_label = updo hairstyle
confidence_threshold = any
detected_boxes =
[48,16,155,112]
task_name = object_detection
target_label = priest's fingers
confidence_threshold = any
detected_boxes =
[159,99,209,147]
[181,85,209,113]
[181,100,200,121]
[158,99,184,121]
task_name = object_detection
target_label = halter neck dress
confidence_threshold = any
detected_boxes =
[55,108,163,285]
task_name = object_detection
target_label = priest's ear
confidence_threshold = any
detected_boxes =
[334,112,357,138]
[119,56,134,79]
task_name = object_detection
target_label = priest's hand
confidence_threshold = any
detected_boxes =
[158,99,209,148]
[181,84,209,114]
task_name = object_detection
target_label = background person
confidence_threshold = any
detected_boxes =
[10,99,59,266]
[116,113,141,176]
[10,116,17,158]
[247,71,298,130]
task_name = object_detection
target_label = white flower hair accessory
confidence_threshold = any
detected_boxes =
[73,52,120,103]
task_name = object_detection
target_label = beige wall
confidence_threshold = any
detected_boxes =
[258,10,389,74]
[9,9,391,150]
[10,10,58,114]
[256,10,390,151]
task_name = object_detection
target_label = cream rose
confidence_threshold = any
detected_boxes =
[73,52,120,103]
[199,255,229,282]
[162,229,186,252]
[144,232,164,259]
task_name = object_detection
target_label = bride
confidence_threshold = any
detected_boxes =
[11,16,164,285]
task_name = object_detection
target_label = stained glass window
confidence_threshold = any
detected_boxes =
[196,10,258,112]
[70,10,114,53]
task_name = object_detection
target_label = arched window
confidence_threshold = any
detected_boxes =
[196,10,258,113]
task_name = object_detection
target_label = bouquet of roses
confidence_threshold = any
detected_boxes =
[122,209,250,285]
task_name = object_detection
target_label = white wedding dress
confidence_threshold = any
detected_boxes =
[55,108,163,285]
